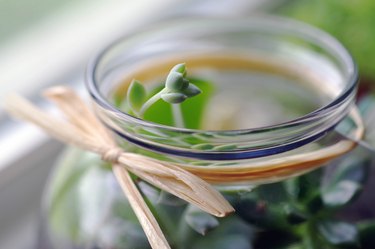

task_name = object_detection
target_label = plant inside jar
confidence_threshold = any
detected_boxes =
[121,63,204,128]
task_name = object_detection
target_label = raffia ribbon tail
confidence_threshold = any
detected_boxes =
[4,86,235,249]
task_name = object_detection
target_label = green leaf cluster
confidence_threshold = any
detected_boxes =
[234,153,374,249]
[119,63,214,129]
[119,77,214,129]
[125,63,202,117]
[48,146,375,248]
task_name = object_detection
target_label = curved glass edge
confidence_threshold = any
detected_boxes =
[86,16,359,159]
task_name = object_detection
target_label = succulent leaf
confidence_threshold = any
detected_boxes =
[182,78,190,89]
[184,205,219,235]
[193,235,252,249]
[171,63,186,74]
[161,92,187,104]
[331,157,370,185]
[235,197,289,230]
[304,191,324,214]
[318,220,359,247]
[182,83,202,98]
[284,169,322,202]
[283,205,308,225]
[322,180,362,208]
[126,80,146,111]
[166,72,185,91]
[322,154,369,209]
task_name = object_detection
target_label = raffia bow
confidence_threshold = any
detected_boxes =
[5,86,234,249]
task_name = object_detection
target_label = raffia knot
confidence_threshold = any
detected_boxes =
[101,147,123,163]
[5,86,236,249]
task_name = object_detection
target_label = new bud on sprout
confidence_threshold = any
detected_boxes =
[165,72,186,91]
[162,63,201,104]
[171,63,187,76]
[182,83,201,98]
[127,63,202,127]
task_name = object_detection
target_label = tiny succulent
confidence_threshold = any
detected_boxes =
[125,63,202,128]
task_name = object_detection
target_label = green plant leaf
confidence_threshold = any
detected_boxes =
[235,197,289,230]
[330,156,370,185]
[358,220,375,249]
[358,94,375,114]
[357,95,375,150]
[321,155,370,209]
[257,182,289,203]
[284,205,308,225]
[284,169,323,202]
[304,191,324,214]
[317,220,359,247]
[335,95,375,153]
[254,229,300,249]
[322,180,362,209]
[96,220,150,249]
[191,234,252,249]
[182,83,202,97]
[157,190,186,206]
[184,205,219,235]
[161,92,187,104]
[179,215,253,249]
[48,148,112,242]
[166,72,186,91]
[171,63,186,74]
[126,80,146,112]
[143,77,214,129]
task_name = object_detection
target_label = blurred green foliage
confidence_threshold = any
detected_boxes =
[234,152,373,249]
[279,0,375,81]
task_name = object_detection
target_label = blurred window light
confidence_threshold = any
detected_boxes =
[0,0,176,175]
[0,0,174,106]
[0,0,279,169]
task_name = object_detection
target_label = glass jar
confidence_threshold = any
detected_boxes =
[39,17,369,249]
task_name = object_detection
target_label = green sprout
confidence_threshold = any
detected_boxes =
[126,63,202,128]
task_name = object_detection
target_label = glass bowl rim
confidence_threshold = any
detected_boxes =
[85,15,358,135]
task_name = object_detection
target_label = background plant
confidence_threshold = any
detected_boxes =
[279,0,375,84]
[233,151,374,249]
